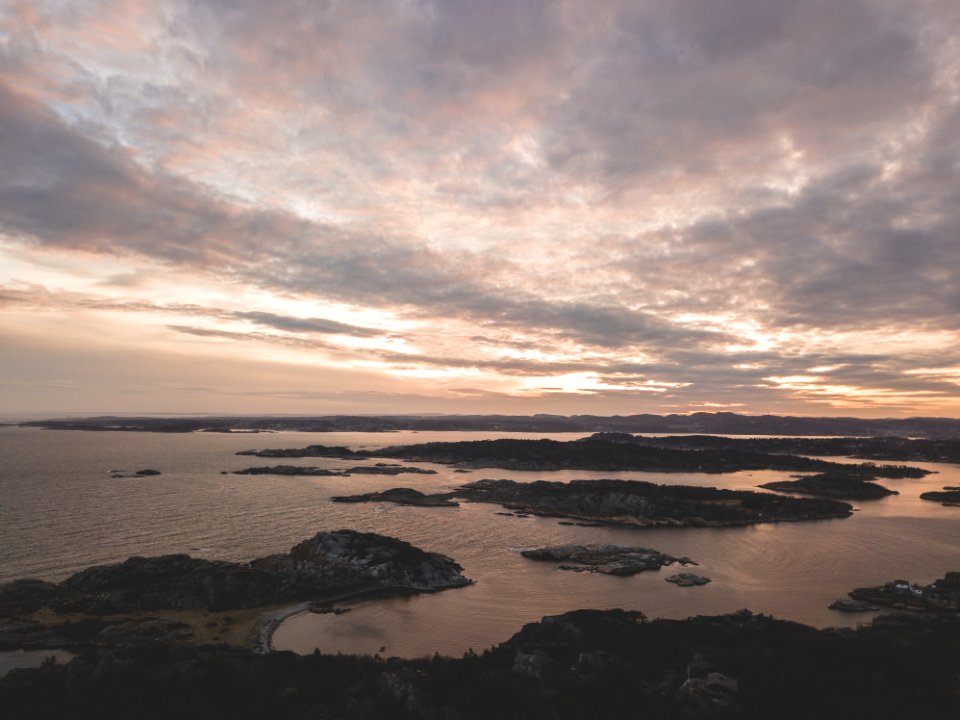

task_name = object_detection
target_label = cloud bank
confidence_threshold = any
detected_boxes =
[1,0,959,415]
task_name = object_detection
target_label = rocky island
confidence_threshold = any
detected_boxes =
[110,468,162,478]
[333,488,460,507]
[455,478,854,527]
[666,573,712,587]
[0,530,470,653]
[846,572,960,613]
[234,464,436,477]
[758,473,898,500]
[518,544,695,575]
[920,487,960,506]
[333,478,854,527]
[234,465,348,476]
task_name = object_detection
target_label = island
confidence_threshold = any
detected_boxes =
[666,573,712,586]
[241,435,930,478]
[233,464,436,477]
[518,544,696,575]
[757,473,898,500]
[845,572,960,612]
[110,468,162,478]
[456,478,853,527]
[920,487,960,506]
[234,465,348,476]
[0,530,470,653]
[332,478,854,527]
[332,488,460,507]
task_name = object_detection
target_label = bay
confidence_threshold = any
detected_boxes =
[1,426,957,658]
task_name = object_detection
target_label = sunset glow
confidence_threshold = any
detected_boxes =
[2,0,959,416]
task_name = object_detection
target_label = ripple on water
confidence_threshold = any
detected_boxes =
[1,427,958,657]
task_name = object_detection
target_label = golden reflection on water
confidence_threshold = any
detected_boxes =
[1,427,957,658]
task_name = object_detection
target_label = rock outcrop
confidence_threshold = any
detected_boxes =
[331,488,459,507]
[519,544,694,575]
[665,573,711,587]
[234,466,347,476]
[759,473,897,500]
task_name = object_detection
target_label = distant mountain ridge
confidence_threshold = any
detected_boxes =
[18,411,960,437]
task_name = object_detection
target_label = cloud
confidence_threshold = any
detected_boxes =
[1,1,959,415]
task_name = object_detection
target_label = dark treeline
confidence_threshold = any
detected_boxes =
[2,609,959,719]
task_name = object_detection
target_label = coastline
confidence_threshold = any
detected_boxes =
[256,584,471,653]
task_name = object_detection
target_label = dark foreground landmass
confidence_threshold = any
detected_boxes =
[2,609,960,719]
[335,478,854,528]
[20,411,960,438]
[0,530,469,652]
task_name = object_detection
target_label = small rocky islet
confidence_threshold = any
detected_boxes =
[920,487,960,506]
[332,487,460,507]
[233,463,436,477]
[110,468,162,478]
[758,473,898,500]
[518,544,697,576]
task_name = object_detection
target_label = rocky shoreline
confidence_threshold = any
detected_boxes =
[846,572,960,613]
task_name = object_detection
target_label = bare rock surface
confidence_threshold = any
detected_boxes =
[519,544,696,576]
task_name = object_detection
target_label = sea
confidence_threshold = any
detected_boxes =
[1,426,957,660]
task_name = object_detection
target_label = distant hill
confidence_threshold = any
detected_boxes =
[19,411,960,437]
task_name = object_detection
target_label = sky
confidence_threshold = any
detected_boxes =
[1,0,959,418]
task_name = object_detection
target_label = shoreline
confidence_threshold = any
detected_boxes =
[255,584,470,653]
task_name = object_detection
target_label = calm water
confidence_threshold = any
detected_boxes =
[1,427,957,658]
